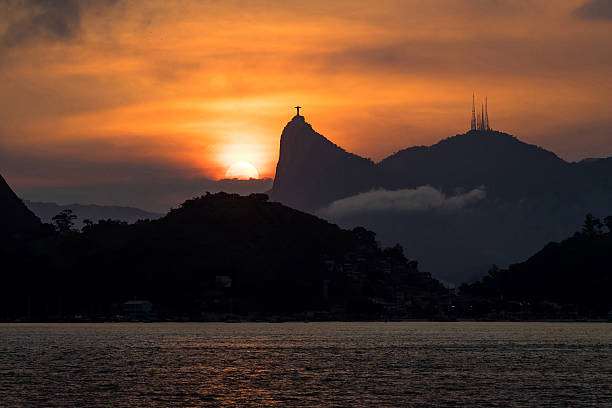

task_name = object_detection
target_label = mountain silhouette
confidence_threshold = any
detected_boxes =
[0,174,41,239]
[269,116,612,283]
[271,124,581,208]
[24,201,162,227]
[270,115,375,210]
[377,130,574,200]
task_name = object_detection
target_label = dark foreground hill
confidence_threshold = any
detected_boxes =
[1,192,449,321]
[0,174,41,240]
[269,117,612,283]
[459,215,612,318]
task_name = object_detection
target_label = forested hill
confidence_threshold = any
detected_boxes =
[459,214,612,317]
[2,192,448,321]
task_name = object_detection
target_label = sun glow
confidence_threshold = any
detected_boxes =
[214,142,273,180]
[225,161,260,180]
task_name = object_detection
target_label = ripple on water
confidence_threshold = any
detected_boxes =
[0,322,611,407]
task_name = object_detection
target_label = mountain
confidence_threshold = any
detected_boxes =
[269,114,375,210]
[0,174,41,239]
[24,201,162,227]
[377,130,574,201]
[272,125,582,209]
[269,117,612,283]
[2,193,448,321]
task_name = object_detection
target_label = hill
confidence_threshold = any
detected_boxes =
[459,215,612,318]
[1,193,449,321]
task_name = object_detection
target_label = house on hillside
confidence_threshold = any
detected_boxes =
[122,300,153,317]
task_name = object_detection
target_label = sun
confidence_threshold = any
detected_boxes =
[225,161,260,180]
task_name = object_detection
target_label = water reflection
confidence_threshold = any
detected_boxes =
[1,322,611,407]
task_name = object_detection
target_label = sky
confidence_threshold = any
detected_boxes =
[1,0,611,210]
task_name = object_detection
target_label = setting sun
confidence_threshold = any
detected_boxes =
[225,161,260,180]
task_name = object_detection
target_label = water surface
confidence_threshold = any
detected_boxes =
[1,322,611,407]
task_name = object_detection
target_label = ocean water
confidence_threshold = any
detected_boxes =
[1,322,611,407]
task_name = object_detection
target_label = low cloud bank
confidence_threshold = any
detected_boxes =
[318,185,486,218]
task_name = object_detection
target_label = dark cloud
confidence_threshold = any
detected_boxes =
[574,0,612,20]
[2,0,82,47]
[449,0,526,15]
[316,35,612,78]
[1,0,118,48]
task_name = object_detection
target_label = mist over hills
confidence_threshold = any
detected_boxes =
[17,177,274,214]
[270,116,612,283]
[24,201,162,228]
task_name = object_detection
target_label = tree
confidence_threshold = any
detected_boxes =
[383,244,407,262]
[604,216,612,233]
[81,219,93,233]
[488,264,501,279]
[52,209,77,233]
[582,213,602,237]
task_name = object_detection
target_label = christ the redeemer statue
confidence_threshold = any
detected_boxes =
[295,106,301,116]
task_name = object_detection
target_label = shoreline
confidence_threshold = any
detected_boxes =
[2,319,610,324]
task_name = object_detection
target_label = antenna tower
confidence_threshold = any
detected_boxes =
[470,94,492,132]
[485,97,490,131]
[480,103,485,131]
[471,93,476,131]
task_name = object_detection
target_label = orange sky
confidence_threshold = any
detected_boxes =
[1,0,612,193]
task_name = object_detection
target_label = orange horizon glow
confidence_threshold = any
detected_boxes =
[1,1,612,188]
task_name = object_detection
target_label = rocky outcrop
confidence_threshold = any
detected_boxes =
[0,174,41,239]
[269,115,375,211]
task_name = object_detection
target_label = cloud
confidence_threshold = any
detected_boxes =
[318,186,486,218]
[1,0,118,48]
[2,0,81,47]
[574,0,612,20]
[318,33,612,78]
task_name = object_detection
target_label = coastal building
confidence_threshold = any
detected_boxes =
[215,275,232,289]
[122,300,153,315]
